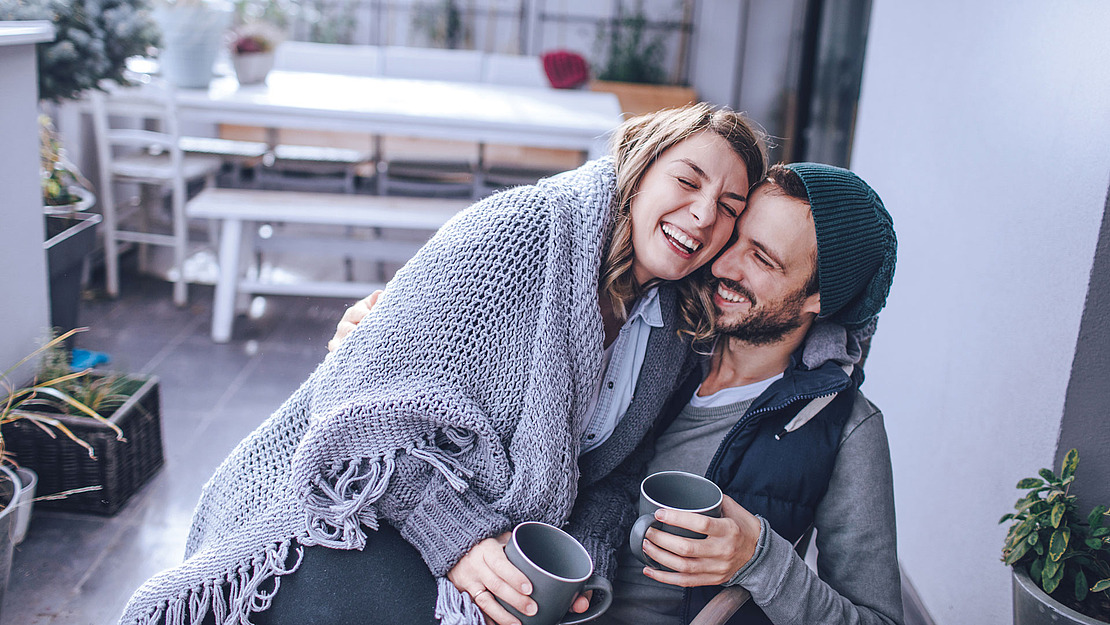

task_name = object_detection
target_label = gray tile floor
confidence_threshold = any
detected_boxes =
[3,272,346,625]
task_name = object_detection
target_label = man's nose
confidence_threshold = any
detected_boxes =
[711,243,744,280]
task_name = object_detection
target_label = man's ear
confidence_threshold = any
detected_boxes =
[802,292,821,316]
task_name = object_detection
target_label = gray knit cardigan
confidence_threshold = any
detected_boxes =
[118,159,694,625]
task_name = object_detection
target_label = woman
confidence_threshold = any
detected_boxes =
[119,103,766,625]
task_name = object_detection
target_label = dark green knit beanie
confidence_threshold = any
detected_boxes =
[785,162,897,330]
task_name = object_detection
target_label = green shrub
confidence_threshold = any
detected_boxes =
[1001,449,1110,619]
[0,0,160,102]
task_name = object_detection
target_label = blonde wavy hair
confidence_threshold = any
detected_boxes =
[600,103,767,346]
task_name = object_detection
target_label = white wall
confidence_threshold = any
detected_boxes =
[0,24,53,379]
[850,2,1110,623]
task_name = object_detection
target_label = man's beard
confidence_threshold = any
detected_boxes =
[713,278,809,345]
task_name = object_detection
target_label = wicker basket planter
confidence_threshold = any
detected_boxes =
[1,374,164,516]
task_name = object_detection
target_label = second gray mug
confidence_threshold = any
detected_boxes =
[629,470,723,570]
[499,521,613,625]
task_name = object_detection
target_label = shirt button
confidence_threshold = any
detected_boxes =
[587,434,595,439]
[607,381,614,389]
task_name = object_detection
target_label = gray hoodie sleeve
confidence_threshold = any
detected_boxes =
[730,395,904,625]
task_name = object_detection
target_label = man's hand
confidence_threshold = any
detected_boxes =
[638,495,761,587]
[326,290,383,352]
[447,534,536,625]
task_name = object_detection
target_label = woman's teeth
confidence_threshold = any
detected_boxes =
[661,223,701,253]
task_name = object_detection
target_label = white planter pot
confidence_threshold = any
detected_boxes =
[1013,567,1109,624]
[0,465,22,620]
[43,186,95,216]
[153,2,233,88]
[232,51,275,85]
[12,467,36,544]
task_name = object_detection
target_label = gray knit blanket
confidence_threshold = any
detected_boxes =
[120,159,617,625]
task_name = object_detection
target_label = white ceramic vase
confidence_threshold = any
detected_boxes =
[153,1,233,88]
[232,51,275,85]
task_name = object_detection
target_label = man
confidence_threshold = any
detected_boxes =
[329,163,903,625]
[586,162,903,625]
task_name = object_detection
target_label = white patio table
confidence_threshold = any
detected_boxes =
[172,70,623,158]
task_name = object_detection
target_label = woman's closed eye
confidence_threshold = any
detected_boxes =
[676,176,698,190]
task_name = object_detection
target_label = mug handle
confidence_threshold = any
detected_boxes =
[629,513,664,569]
[558,575,613,625]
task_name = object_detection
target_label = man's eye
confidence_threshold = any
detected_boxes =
[756,254,773,268]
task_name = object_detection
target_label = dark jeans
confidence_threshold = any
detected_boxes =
[196,523,439,625]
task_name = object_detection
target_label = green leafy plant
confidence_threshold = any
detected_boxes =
[1,329,124,463]
[0,0,161,103]
[595,1,668,85]
[39,115,91,208]
[412,0,468,50]
[1001,449,1110,620]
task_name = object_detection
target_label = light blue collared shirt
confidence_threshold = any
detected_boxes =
[579,287,664,454]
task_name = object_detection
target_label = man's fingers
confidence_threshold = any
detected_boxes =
[656,509,715,535]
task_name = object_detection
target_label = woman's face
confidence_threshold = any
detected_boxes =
[629,131,751,285]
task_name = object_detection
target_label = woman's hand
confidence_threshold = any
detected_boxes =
[447,533,537,625]
[638,495,761,588]
[326,290,383,352]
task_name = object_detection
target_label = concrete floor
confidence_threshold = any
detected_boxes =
[2,271,347,625]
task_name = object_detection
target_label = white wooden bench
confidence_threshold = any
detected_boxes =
[187,188,471,342]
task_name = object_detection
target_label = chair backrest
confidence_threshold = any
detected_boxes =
[273,41,382,76]
[482,53,548,88]
[381,45,484,83]
[89,79,185,184]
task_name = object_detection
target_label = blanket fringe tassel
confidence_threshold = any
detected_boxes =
[302,446,475,550]
[143,538,304,625]
[435,577,486,625]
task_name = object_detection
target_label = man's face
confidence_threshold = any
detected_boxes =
[710,186,822,345]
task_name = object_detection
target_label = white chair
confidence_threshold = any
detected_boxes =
[381,46,483,82]
[274,41,382,76]
[90,81,222,305]
[482,53,548,88]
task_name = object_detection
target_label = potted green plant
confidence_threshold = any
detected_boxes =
[412,0,468,49]
[1001,449,1110,624]
[588,0,696,117]
[0,0,161,103]
[0,329,113,615]
[230,20,283,84]
[1,329,165,517]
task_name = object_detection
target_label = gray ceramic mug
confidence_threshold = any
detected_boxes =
[629,470,723,570]
[498,521,613,625]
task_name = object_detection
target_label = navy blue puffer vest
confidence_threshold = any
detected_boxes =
[656,354,858,625]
